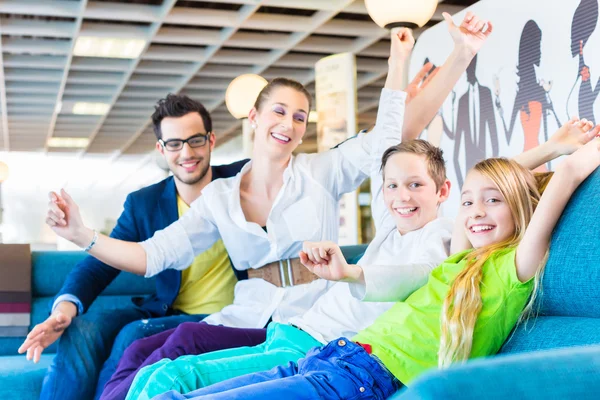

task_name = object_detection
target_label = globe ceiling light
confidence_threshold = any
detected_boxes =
[225,74,268,119]
[365,0,438,29]
[0,162,8,183]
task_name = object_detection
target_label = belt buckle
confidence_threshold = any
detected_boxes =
[278,258,294,288]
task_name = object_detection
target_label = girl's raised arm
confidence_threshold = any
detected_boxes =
[514,118,600,170]
[516,137,600,282]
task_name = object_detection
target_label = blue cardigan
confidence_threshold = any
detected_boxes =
[54,159,249,317]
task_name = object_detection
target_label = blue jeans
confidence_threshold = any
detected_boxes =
[39,305,206,400]
[152,338,402,400]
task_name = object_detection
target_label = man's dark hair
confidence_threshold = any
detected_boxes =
[151,94,212,140]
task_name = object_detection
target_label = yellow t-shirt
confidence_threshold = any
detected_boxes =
[171,196,237,315]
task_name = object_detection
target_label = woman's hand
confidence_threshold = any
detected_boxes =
[444,11,493,58]
[299,241,364,283]
[46,189,94,247]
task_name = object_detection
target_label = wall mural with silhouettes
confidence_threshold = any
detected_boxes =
[412,0,600,217]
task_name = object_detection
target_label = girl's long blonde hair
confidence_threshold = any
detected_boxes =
[438,158,552,368]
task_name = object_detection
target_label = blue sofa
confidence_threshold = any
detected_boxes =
[0,246,368,400]
[0,251,157,399]
[392,168,600,398]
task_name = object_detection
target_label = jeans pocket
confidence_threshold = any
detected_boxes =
[336,354,397,400]
[335,358,376,398]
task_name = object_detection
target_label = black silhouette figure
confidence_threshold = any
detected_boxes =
[496,20,561,166]
[443,55,499,188]
[569,0,599,124]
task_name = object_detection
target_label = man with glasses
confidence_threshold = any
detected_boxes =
[25,94,251,400]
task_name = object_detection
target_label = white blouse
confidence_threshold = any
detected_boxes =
[140,88,407,329]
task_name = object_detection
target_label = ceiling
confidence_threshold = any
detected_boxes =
[0,0,476,159]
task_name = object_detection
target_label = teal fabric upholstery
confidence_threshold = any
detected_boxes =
[500,316,600,354]
[392,345,600,400]
[534,167,600,318]
[0,357,52,400]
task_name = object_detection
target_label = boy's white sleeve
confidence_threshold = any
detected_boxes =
[349,219,453,302]
[367,89,407,233]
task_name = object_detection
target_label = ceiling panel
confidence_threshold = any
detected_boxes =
[0,0,474,160]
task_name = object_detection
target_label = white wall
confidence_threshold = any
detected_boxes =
[0,151,167,249]
[0,139,246,249]
[210,135,245,165]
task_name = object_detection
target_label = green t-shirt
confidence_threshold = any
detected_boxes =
[353,247,534,384]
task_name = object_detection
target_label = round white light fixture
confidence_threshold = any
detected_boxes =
[365,0,438,29]
[0,162,8,183]
[225,74,268,119]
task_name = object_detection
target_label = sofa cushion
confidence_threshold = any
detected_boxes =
[539,168,600,318]
[499,316,600,355]
[0,355,52,400]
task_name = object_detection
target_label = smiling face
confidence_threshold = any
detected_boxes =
[248,85,309,160]
[382,153,450,235]
[156,111,215,185]
[459,170,516,249]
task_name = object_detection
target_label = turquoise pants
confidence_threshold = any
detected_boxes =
[125,322,321,400]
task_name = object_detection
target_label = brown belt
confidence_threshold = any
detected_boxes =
[247,258,318,288]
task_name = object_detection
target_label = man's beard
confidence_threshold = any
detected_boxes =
[173,157,210,185]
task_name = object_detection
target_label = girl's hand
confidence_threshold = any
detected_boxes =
[443,11,493,57]
[299,241,363,283]
[561,136,600,183]
[46,189,92,247]
[549,117,600,156]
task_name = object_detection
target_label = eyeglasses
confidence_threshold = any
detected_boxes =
[159,133,211,152]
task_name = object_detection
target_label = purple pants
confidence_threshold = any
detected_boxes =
[98,322,267,400]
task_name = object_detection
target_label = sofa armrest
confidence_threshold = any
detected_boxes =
[392,344,600,400]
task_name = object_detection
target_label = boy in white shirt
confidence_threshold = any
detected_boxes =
[127,139,454,400]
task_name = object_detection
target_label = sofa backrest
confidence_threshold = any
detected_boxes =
[538,167,600,318]
[0,251,156,357]
[31,251,156,298]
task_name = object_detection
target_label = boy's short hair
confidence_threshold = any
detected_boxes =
[381,139,447,190]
